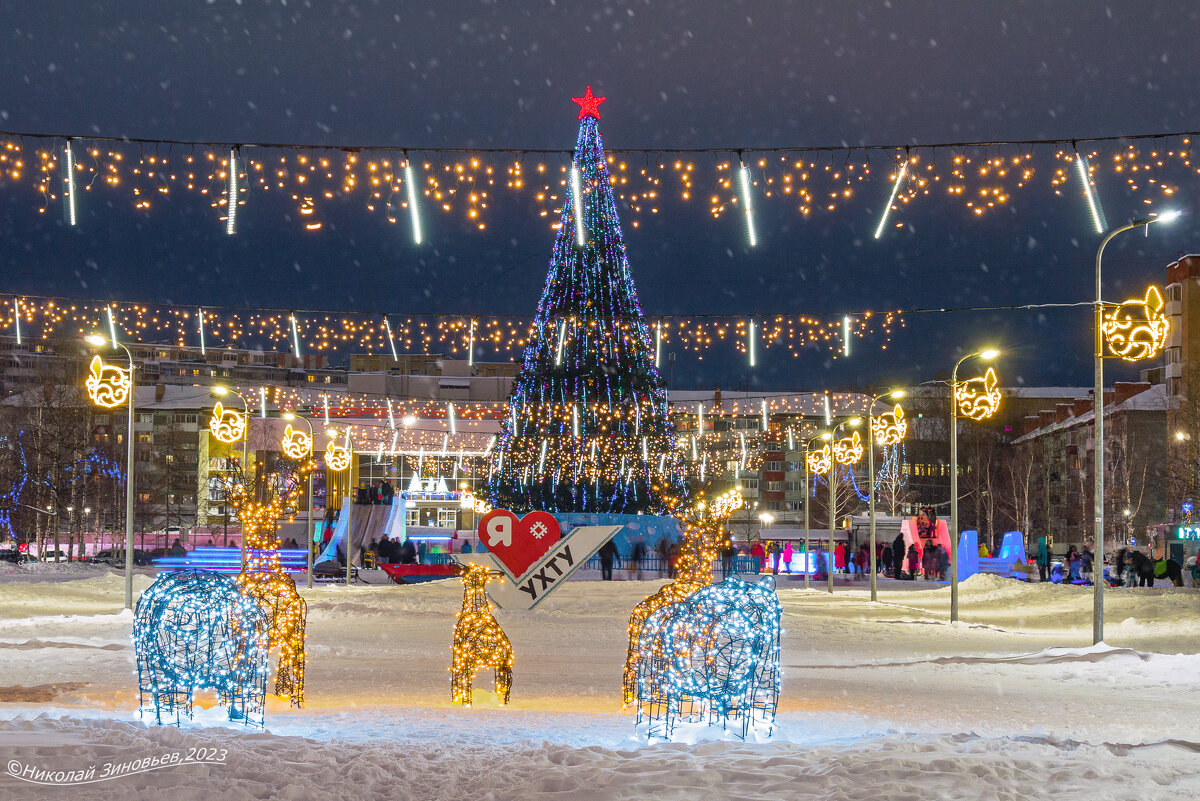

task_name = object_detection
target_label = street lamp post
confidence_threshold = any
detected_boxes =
[802,431,830,589]
[1092,211,1179,644]
[867,389,906,603]
[213,386,250,570]
[283,412,317,590]
[85,334,136,610]
[950,348,999,623]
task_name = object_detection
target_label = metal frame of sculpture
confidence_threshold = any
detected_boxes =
[134,569,270,727]
[635,575,781,740]
[451,563,513,706]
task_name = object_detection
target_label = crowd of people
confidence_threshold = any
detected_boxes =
[354,480,395,506]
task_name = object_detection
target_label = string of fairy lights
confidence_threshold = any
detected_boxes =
[0,293,900,360]
[1,127,1195,238]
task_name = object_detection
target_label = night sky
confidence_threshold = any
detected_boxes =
[2,1,1198,391]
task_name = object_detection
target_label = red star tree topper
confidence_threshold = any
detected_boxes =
[572,85,606,120]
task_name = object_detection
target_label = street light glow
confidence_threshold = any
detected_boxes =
[212,386,229,396]
[1156,209,1182,223]
[889,389,906,399]
[85,334,107,347]
[980,348,1000,360]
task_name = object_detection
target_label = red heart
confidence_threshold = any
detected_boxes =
[478,509,561,580]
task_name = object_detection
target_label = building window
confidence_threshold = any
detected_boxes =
[437,508,458,528]
[763,461,783,471]
[786,501,804,511]
[785,480,802,492]
[406,509,421,527]
[740,478,759,490]
[766,481,782,491]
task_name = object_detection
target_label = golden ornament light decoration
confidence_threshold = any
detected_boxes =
[621,488,744,706]
[833,430,864,465]
[84,353,130,408]
[209,401,246,444]
[1102,284,1170,362]
[955,366,1002,421]
[871,404,907,446]
[806,444,832,475]
[280,424,313,459]
[324,440,351,471]
[450,563,513,707]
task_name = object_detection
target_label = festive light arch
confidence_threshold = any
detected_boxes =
[833,430,864,465]
[806,444,832,475]
[84,354,130,408]
[871,404,907,446]
[1102,284,1170,362]
[324,440,351,471]
[955,366,1002,421]
[280,424,313,459]
[209,401,246,443]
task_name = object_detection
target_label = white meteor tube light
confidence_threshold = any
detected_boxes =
[404,157,423,245]
[739,158,757,247]
[874,160,908,239]
[1075,152,1108,235]
[571,164,585,246]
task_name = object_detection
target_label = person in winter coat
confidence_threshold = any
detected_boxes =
[857,544,870,580]
[780,541,793,574]
[892,533,906,578]
[936,544,951,580]
[905,544,920,578]
[922,544,937,580]
[881,544,893,577]
[1036,536,1050,582]
[750,541,765,574]
[597,538,618,581]
[835,542,847,572]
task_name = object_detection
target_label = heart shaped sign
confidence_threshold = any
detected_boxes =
[478,509,561,580]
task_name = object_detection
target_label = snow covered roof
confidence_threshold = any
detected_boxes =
[1011,383,1167,443]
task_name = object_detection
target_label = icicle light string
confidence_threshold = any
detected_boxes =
[2,127,1195,232]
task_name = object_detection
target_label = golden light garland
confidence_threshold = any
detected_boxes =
[208,401,246,444]
[84,353,130,408]
[621,487,744,706]
[450,563,513,707]
[3,132,1193,232]
[280,424,313,459]
[955,366,1002,421]
[0,294,900,359]
[1102,284,1170,362]
[871,404,907,446]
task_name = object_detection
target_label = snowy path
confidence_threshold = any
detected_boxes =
[0,567,1197,799]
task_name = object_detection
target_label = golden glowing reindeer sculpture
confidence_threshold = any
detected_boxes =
[229,458,312,707]
[451,563,513,706]
[621,488,744,706]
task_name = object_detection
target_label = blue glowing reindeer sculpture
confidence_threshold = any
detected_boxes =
[134,570,271,727]
[635,575,781,740]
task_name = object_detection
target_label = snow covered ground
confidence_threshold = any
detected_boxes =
[0,564,1198,800]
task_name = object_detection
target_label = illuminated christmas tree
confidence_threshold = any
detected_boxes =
[486,88,686,514]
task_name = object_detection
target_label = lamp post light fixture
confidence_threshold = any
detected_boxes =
[867,389,906,602]
[84,333,137,610]
[802,430,832,589]
[283,412,317,590]
[828,417,862,594]
[950,347,1000,623]
[1092,210,1179,645]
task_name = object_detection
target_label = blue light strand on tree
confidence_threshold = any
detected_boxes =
[486,97,687,514]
